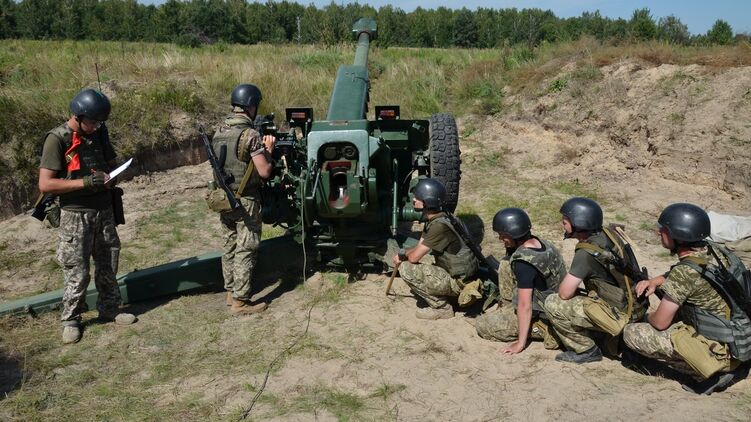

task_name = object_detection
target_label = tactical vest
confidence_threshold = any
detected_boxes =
[429,216,479,280]
[676,242,751,362]
[211,115,261,197]
[576,230,647,322]
[509,238,567,314]
[48,124,110,202]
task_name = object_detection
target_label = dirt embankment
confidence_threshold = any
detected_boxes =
[501,60,751,212]
[0,111,207,221]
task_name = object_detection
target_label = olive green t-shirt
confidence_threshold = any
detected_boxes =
[422,213,462,254]
[660,250,729,318]
[40,124,116,211]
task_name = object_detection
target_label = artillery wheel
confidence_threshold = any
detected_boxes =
[428,113,461,213]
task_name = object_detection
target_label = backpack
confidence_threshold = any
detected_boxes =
[678,241,751,362]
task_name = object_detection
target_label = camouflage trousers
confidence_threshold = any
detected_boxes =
[399,262,464,309]
[58,208,121,326]
[220,197,262,300]
[623,322,737,379]
[475,260,559,348]
[476,260,519,341]
[544,294,611,353]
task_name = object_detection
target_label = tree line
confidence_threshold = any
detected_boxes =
[0,0,743,48]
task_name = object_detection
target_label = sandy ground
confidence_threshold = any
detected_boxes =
[236,271,751,421]
[2,59,751,420]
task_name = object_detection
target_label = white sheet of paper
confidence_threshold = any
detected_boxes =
[106,158,133,183]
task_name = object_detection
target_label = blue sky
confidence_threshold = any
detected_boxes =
[139,0,750,35]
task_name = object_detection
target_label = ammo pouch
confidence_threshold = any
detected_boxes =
[587,279,629,312]
[45,202,61,228]
[481,279,500,311]
[205,156,256,213]
[205,187,234,213]
[583,296,628,336]
[671,324,737,379]
[458,280,483,307]
[531,319,562,350]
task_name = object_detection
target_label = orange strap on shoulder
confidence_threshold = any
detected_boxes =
[65,132,83,171]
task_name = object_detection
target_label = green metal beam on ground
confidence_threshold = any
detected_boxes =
[0,236,297,317]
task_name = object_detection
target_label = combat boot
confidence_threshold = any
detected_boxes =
[230,297,268,315]
[682,365,750,395]
[415,304,454,320]
[226,292,233,307]
[62,325,82,344]
[555,345,603,364]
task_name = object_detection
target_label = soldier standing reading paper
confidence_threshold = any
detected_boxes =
[38,89,135,344]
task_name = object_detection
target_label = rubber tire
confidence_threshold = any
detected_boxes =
[428,113,461,213]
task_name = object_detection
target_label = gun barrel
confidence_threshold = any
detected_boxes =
[325,18,378,121]
[353,31,371,68]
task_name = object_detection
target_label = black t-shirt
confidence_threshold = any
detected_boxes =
[512,260,547,291]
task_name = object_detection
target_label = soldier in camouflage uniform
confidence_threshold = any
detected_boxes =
[393,178,479,320]
[544,197,645,363]
[212,84,276,315]
[38,89,136,344]
[475,208,566,354]
[624,203,748,394]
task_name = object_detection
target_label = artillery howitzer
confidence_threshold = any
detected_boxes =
[259,18,462,272]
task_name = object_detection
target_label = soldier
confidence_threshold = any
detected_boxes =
[213,83,276,315]
[623,203,750,394]
[38,89,135,344]
[475,208,566,354]
[393,178,479,319]
[544,197,646,363]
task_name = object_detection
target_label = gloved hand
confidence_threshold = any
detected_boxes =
[83,171,107,191]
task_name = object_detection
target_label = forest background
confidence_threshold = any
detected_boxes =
[0,0,745,47]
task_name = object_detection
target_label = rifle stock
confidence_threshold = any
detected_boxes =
[199,125,240,210]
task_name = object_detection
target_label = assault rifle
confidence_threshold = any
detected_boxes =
[199,125,240,210]
[707,244,751,318]
[444,212,499,283]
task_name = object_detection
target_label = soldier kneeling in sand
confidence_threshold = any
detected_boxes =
[475,208,566,354]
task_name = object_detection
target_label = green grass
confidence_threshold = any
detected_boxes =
[639,220,656,232]
[729,136,750,146]
[670,112,686,123]
[549,77,568,93]
[255,384,367,420]
[307,273,351,306]
[0,291,303,420]
[553,180,600,201]
[120,197,215,271]
[369,382,407,401]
